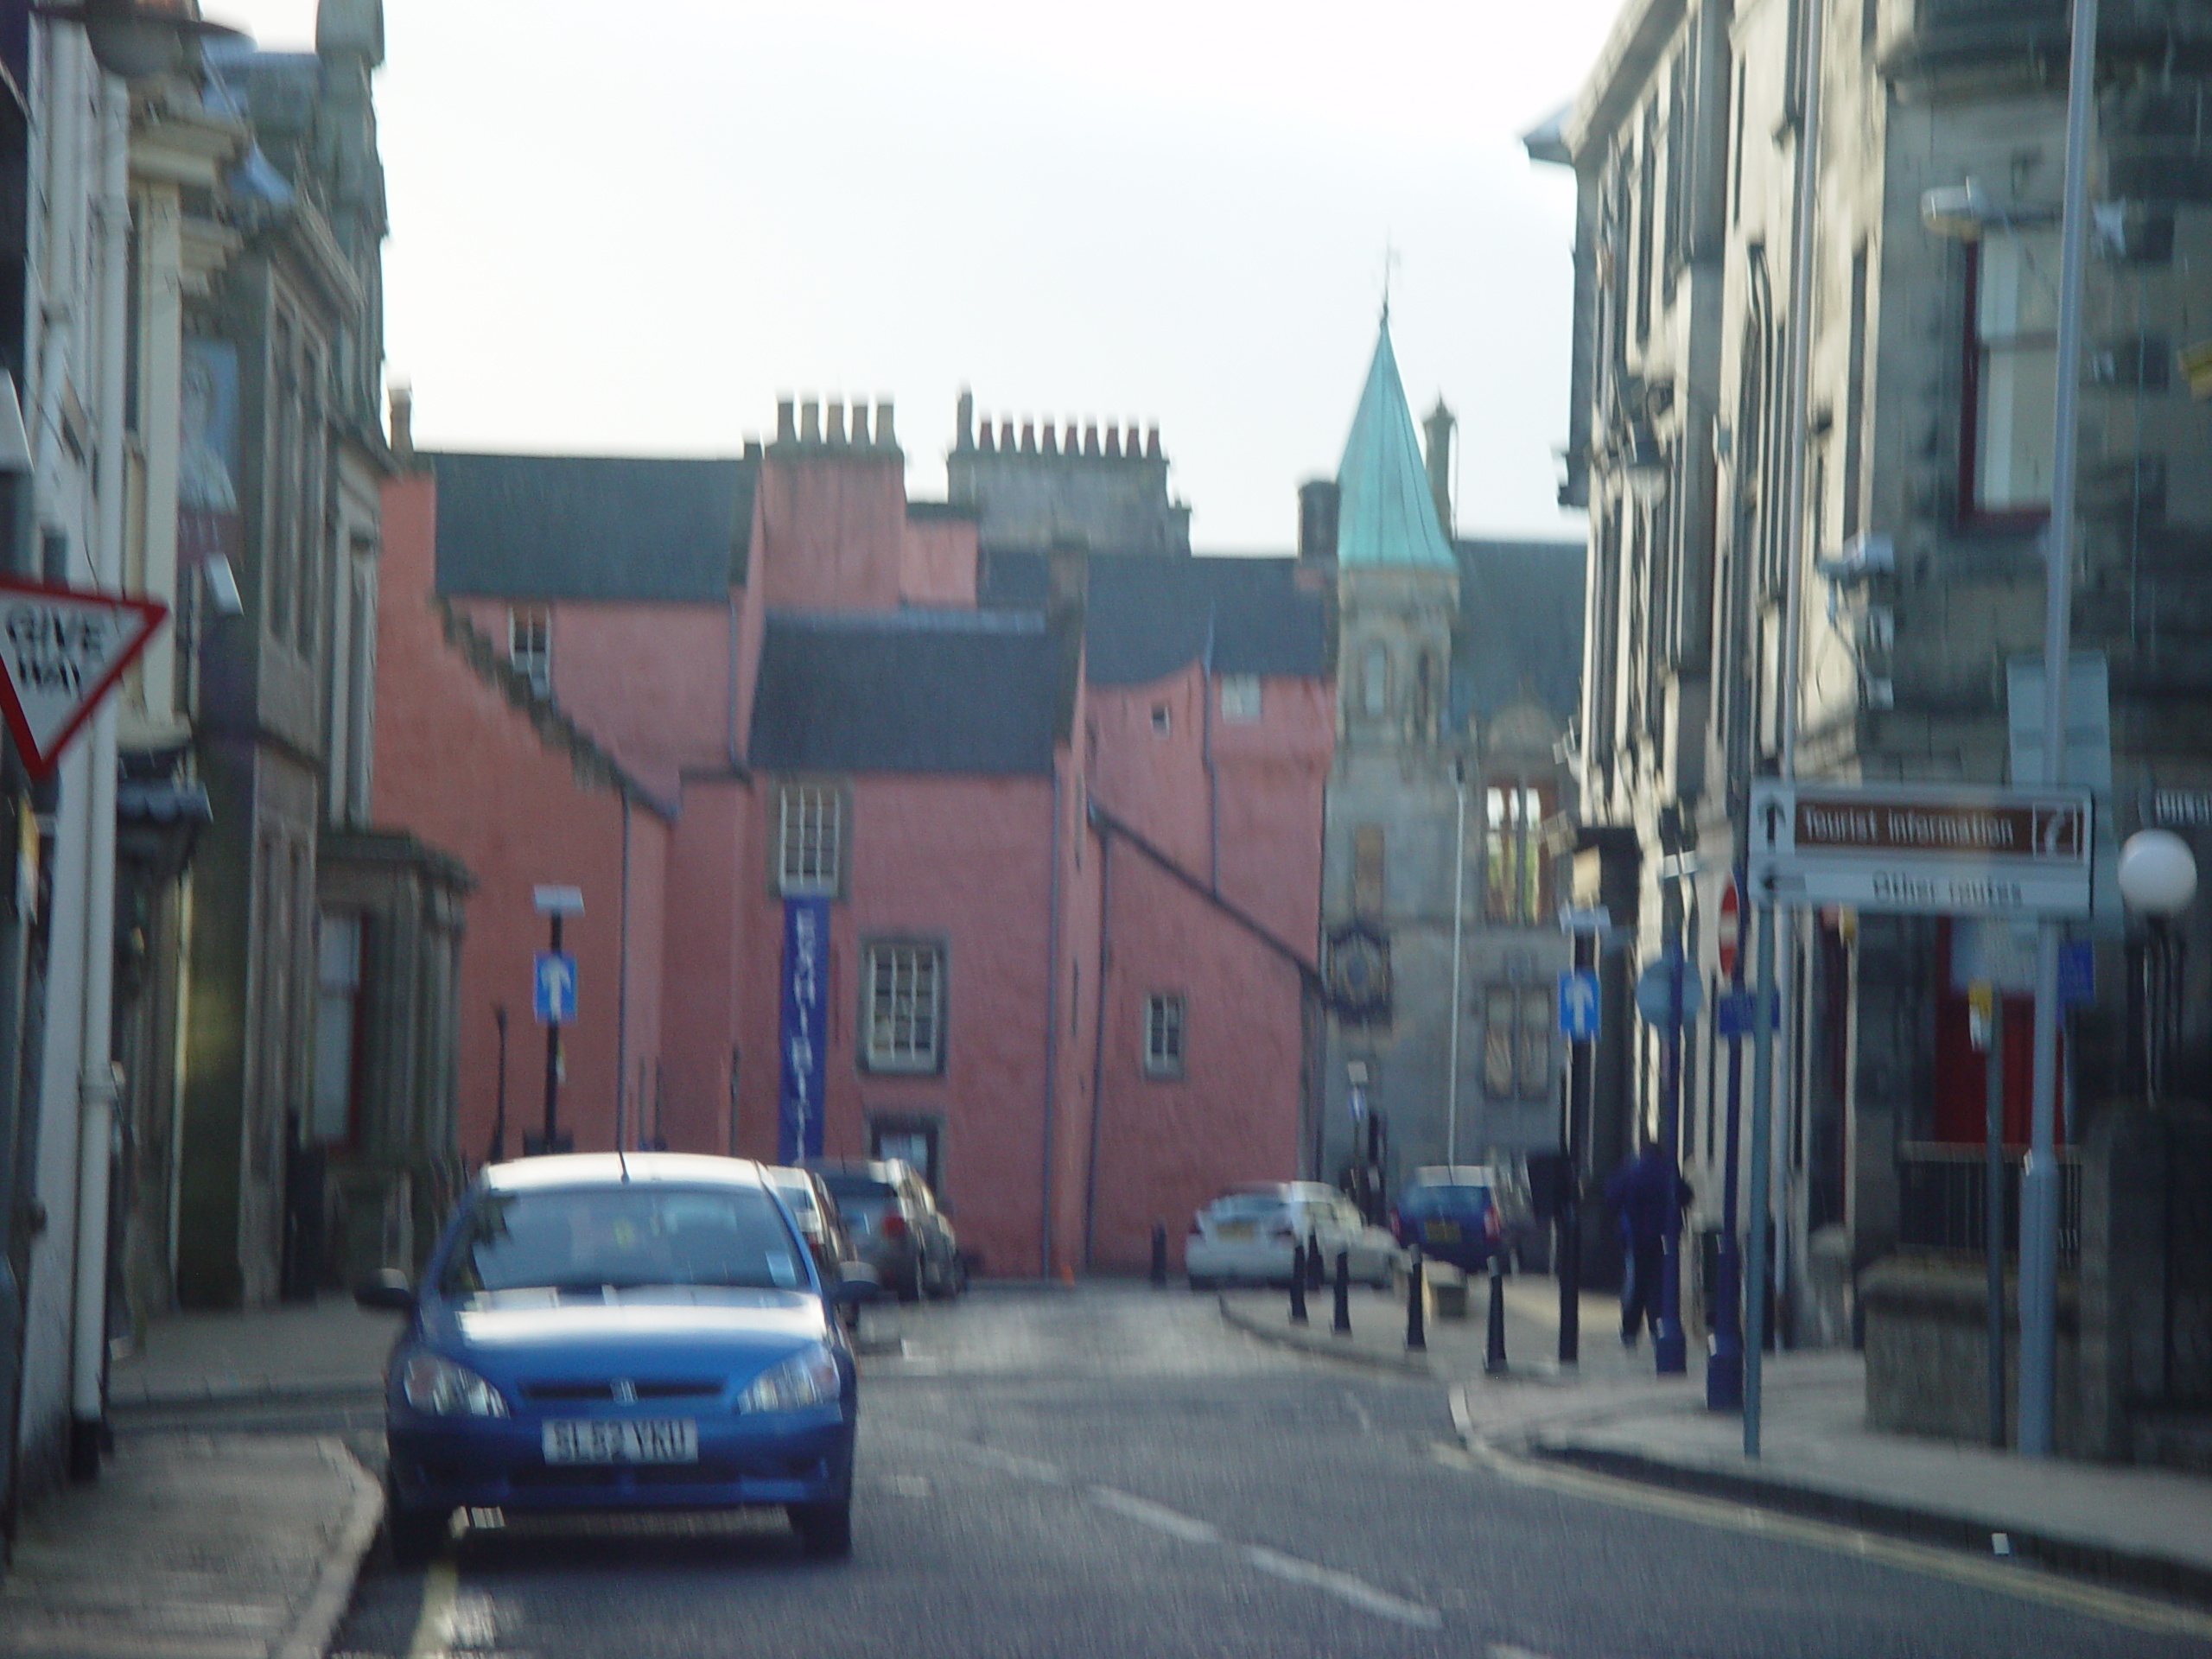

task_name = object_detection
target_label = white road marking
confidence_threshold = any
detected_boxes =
[1489,1646,1556,1659]
[888,1474,932,1498]
[1088,1485,1224,1545]
[1242,1544,1445,1630]
[403,1561,458,1659]
[1342,1389,1374,1434]
[957,1443,1068,1485]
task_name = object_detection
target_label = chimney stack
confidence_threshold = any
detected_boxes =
[776,397,798,444]
[1423,397,1455,538]
[849,401,871,447]
[876,399,895,450]
[1298,479,1341,562]
[955,388,973,451]
[1145,423,1161,460]
[825,399,847,447]
[387,385,412,465]
[800,399,821,443]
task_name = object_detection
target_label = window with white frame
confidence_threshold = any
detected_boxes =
[1144,993,1186,1077]
[1150,702,1172,736]
[1965,230,2060,519]
[1481,983,1553,1101]
[1218,674,1261,723]
[777,784,842,895]
[508,606,550,696]
[864,942,944,1073]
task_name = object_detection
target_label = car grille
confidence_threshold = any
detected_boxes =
[519,1379,723,1403]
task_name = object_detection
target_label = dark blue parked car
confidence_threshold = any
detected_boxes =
[358,1154,880,1563]
[1389,1166,1510,1276]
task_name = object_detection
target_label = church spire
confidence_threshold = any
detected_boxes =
[1334,319,1455,569]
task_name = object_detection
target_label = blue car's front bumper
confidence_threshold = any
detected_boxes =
[387,1404,855,1516]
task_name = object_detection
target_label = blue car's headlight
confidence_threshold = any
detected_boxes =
[736,1344,841,1414]
[400,1351,510,1418]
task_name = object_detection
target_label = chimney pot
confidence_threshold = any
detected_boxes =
[1000,419,1015,451]
[876,398,895,449]
[1124,423,1141,456]
[1041,421,1058,456]
[1104,425,1122,459]
[1145,423,1161,459]
[776,397,798,444]
[825,399,847,447]
[1062,421,1078,454]
[800,399,821,444]
[954,388,973,452]
[1020,420,1036,454]
[387,385,412,463]
[1084,423,1100,456]
[1299,479,1342,562]
[850,401,871,447]
[978,416,995,453]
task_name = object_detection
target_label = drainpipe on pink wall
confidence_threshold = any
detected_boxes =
[1039,768,1064,1277]
[1083,826,1114,1268]
[1201,608,1219,890]
[616,791,632,1151]
[725,593,741,768]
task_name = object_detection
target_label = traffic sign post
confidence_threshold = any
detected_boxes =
[0,575,166,777]
[1556,969,1600,1039]
[1635,947,1694,1375]
[1708,871,1749,1413]
[534,951,577,1025]
[531,887,583,1154]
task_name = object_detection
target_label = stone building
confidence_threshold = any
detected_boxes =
[1535,0,2212,1363]
[1313,319,1585,1203]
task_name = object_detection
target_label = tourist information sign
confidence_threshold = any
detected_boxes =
[0,575,166,778]
[1748,780,2093,918]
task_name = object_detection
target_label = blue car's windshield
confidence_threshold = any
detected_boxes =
[438,1185,809,1296]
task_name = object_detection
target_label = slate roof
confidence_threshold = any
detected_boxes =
[1449,538,1586,727]
[977,551,1331,687]
[748,610,1072,775]
[429,453,756,603]
[1336,321,1456,569]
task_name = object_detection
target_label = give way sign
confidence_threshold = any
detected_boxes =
[0,575,167,778]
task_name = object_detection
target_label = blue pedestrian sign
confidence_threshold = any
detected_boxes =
[534,950,577,1026]
[2059,940,2095,1008]
[1557,969,1600,1039]
[1633,950,1704,1027]
[1715,989,1780,1038]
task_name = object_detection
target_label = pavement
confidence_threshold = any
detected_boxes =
[0,1296,401,1659]
[1219,1267,2212,1609]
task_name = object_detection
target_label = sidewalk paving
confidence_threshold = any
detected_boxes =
[1,1298,397,1658]
[1221,1270,2212,1607]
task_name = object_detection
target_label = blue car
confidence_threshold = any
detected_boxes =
[1389,1168,1510,1276]
[357,1154,880,1563]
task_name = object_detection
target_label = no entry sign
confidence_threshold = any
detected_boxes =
[0,575,167,777]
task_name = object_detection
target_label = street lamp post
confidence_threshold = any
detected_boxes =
[2118,830,2197,1108]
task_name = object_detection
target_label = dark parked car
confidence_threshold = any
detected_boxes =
[357,1154,880,1564]
[807,1158,963,1303]
[1390,1164,1544,1275]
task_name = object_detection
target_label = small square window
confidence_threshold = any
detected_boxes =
[1144,993,1186,1077]
[1151,702,1172,736]
[778,785,842,895]
[508,607,550,696]
[864,943,944,1073]
[1219,674,1262,722]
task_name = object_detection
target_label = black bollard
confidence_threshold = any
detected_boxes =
[1332,1249,1351,1336]
[1289,1243,1308,1325]
[1149,1222,1167,1288]
[1484,1250,1509,1375]
[1306,1228,1325,1292]
[1406,1252,1426,1352]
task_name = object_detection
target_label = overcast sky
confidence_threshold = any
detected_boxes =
[216,0,1622,550]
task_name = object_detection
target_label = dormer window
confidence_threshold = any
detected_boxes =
[508,607,550,696]
[1151,702,1172,736]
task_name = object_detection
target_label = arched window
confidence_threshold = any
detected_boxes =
[1361,641,1389,717]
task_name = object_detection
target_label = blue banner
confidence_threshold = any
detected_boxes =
[777,896,830,1162]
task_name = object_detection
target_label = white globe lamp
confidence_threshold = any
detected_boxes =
[2118,830,2197,918]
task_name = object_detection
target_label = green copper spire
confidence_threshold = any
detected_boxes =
[1335,320,1455,569]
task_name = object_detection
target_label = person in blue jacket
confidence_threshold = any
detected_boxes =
[1605,1140,1691,1348]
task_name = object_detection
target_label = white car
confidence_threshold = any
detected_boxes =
[1184,1183,1403,1290]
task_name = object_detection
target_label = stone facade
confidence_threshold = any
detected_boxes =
[1538,0,2212,1348]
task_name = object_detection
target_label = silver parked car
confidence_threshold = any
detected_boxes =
[1185,1183,1402,1290]
[807,1158,963,1303]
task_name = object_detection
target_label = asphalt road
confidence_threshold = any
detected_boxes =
[324,1286,2211,1659]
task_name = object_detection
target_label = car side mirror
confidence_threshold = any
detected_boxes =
[830,1262,884,1308]
[354,1267,415,1313]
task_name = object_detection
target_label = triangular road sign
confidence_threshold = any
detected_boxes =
[0,575,167,778]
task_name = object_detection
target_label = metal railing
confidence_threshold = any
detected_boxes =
[1895,1141,2082,1263]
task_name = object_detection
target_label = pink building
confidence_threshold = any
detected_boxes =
[373,397,1333,1276]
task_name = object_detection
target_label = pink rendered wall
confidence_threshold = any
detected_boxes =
[376,474,672,1166]
[656,778,748,1154]
[755,453,908,612]
[899,514,979,607]
[1086,845,1306,1273]
[1085,667,1211,874]
[451,597,735,797]
[733,772,1069,1278]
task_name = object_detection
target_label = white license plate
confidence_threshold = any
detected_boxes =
[542,1418,699,1465]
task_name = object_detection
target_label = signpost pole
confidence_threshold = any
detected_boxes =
[1982,988,2006,1448]
[1745,896,1777,1458]
[542,911,563,1150]
[1560,932,1588,1368]
[1707,874,1748,1410]
[1656,945,1688,1376]
[2019,0,2099,1460]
